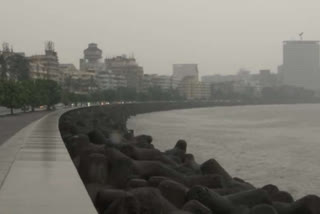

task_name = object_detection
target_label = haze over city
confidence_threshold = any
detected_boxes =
[2,0,320,75]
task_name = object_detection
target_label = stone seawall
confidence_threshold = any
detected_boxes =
[59,102,320,214]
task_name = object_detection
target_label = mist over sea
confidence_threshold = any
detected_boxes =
[127,104,320,199]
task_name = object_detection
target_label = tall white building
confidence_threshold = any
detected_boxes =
[281,40,320,90]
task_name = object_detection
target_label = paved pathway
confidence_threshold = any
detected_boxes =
[0,109,96,214]
[0,111,49,146]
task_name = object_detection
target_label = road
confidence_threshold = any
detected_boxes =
[0,111,49,145]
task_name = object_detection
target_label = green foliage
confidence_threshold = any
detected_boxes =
[117,87,137,101]
[20,80,42,111]
[0,53,30,81]
[0,55,8,80]
[36,80,61,110]
[6,54,30,81]
[0,80,24,114]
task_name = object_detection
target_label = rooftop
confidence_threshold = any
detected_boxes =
[283,40,320,44]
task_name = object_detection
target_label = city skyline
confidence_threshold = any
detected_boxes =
[2,0,320,76]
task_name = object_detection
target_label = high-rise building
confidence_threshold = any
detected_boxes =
[29,41,61,83]
[105,55,144,92]
[96,70,127,90]
[172,64,199,81]
[80,43,105,73]
[178,76,210,100]
[172,64,211,99]
[281,40,320,90]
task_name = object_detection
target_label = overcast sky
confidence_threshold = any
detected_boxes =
[1,0,320,76]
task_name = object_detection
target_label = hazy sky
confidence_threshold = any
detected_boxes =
[1,0,320,76]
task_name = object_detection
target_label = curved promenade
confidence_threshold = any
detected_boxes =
[2,102,317,214]
[0,109,97,214]
[0,102,220,213]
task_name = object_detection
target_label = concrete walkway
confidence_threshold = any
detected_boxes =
[0,110,97,214]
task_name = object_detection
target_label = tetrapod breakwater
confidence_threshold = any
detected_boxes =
[59,102,320,214]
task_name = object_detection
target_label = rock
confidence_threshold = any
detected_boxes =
[295,195,320,214]
[159,180,189,208]
[80,143,106,157]
[175,140,187,152]
[250,204,278,214]
[135,135,153,144]
[187,185,234,214]
[120,144,177,166]
[88,130,112,145]
[227,189,272,208]
[108,158,137,188]
[130,187,178,214]
[135,161,186,185]
[182,154,201,174]
[127,179,148,189]
[78,153,108,185]
[182,200,212,214]
[165,140,187,163]
[169,211,192,214]
[272,191,294,203]
[186,175,223,188]
[262,184,293,203]
[85,183,104,203]
[200,159,232,183]
[226,180,256,194]
[262,184,280,195]
[65,134,90,158]
[104,192,140,214]
[95,189,128,213]
[148,176,170,187]
[123,129,134,141]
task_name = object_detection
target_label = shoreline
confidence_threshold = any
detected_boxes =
[59,102,320,214]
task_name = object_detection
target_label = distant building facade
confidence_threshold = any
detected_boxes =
[142,74,176,92]
[80,43,105,74]
[258,69,278,88]
[30,60,48,80]
[59,64,78,83]
[202,74,237,83]
[178,76,210,100]
[29,42,62,83]
[172,64,199,81]
[281,40,320,90]
[96,70,127,90]
[172,64,211,99]
[69,70,96,94]
[105,55,144,92]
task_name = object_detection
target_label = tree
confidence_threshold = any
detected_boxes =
[0,80,24,114]
[20,80,43,111]
[7,54,30,81]
[61,90,71,106]
[36,80,61,110]
[0,55,8,80]
[117,87,137,101]
[102,89,116,102]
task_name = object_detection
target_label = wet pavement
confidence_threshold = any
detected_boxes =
[0,110,97,214]
[0,111,49,146]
